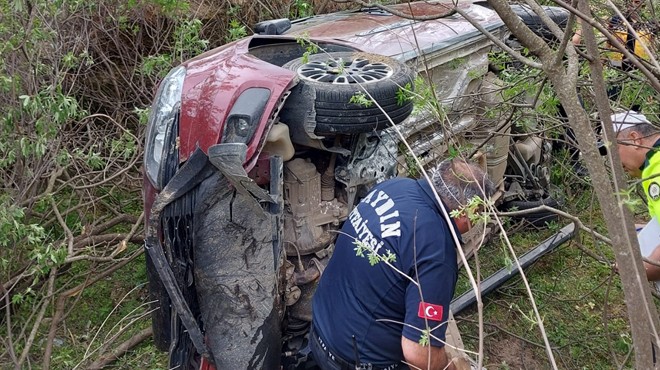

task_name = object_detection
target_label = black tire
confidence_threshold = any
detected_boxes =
[509,4,569,41]
[194,174,284,369]
[501,195,560,228]
[280,52,414,135]
[145,251,172,352]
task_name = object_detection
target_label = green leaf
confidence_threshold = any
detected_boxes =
[418,329,430,346]
[349,92,373,107]
[19,94,30,107]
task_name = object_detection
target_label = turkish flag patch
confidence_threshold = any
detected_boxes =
[417,302,444,322]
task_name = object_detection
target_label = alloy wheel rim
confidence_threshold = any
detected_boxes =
[297,56,394,84]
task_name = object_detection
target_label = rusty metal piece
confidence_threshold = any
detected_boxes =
[293,263,320,286]
[285,286,302,307]
[286,281,315,322]
[248,155,271,186]
[285,254,332,322]
[283,158,348,256]
[320,152,337,201]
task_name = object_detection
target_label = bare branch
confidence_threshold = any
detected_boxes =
[18,268,57,368]
[0,283,19,369]
[333,0,457,21]
[452,7,542,69]
[498,205,611,244]
[85,327,152,370]
[552,0,660,92]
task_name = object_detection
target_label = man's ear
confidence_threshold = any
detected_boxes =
[620,130,640,145]
[453,214,470,234]
[628,131,647,149]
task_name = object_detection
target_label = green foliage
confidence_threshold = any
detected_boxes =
[488,50,561,131]
[140,13,209,78]
[134,107,151,126]
[130,0,190,15]
[449,195,492,226]
[0,0,206,367]
[141,54,172,79]
[225,5,248,43]
[296,33,320,64]
[0,196,66,304]
[396,82,413,106]
[227,19,248,43]
[111,132,138,160]
[353,239,397,266]
[73,147,106,170]
[0,202,45,250]
[618,186,644,212]
[410,75,443,115]
[62,50,94,69]
[29,242,67,276]
[606,67,660,116]
[455,190,636,368]
[2,87,86,170]
[403,150,421,178]
[350,92,373,107]
[291,0,313,18]
[488,50,511,72]
[175,19,209,61]
[419,329,431,346]
[447,57,467,70]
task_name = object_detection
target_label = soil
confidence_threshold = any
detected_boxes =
[485,337,546,370]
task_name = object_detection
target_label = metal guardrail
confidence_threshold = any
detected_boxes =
[450,222,576,315]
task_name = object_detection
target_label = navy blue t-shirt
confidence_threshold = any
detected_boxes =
[312,177,460,365]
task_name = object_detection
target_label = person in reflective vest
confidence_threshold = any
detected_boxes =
[610,110,660,280]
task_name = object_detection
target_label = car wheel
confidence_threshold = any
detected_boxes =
[509,4,569,41]
[501,194,560,228]
[280,52,415,135]
[193,173,284,369]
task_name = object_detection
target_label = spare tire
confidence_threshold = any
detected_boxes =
[474,2,569,42]
[280,52,415,135]
[509,4,569,42]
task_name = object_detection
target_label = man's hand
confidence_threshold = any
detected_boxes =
[401,336,455,370]
[645,245,660,281]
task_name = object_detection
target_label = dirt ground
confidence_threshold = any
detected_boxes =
[485,337,546,370]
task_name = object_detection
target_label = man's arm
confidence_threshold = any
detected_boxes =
[401,336,456,370]
[645,244,660,281]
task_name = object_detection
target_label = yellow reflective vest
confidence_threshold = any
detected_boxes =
[641,140,660,219]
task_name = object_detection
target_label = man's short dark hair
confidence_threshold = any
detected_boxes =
[621,123,660,137]
[430,158,495,211]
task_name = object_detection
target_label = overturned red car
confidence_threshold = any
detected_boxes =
[142,1,567,369]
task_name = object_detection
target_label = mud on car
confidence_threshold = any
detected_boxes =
[142,1,568,369]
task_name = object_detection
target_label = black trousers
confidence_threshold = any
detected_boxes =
[309,326,402,370]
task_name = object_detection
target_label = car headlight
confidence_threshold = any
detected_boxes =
[144,66,186,187]
[221,88,271,144]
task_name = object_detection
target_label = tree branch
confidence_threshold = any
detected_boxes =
[85,327,152,370]
[552,0,660,93]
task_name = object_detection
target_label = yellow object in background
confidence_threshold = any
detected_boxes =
[606,28,655,66]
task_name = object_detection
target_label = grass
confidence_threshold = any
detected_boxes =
[456,234,631,368]
[18,161,656,369]
[45,252,168,369]
[454,173,660,369]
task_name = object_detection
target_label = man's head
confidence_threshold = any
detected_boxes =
[610,111,660,177]
[430,158,495,233]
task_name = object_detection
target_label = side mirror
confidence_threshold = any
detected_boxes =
[254,19,292,35]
